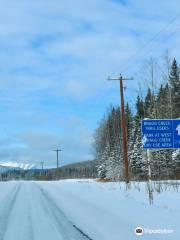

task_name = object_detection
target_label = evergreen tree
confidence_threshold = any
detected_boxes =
[144,88,156,118]
[125,103,133,143]
[169,58,180,118]
[136,96,145,119]
[129,96,145,177]
[156,83,171,118]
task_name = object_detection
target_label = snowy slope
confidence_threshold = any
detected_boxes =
[0,162,35,173]
[0,162,35,170]
[0,180,179,240]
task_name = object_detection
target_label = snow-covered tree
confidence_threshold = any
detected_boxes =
[169,58,180,118]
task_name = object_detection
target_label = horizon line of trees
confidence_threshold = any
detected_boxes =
[0,162,98,181]
[94,57,180,181]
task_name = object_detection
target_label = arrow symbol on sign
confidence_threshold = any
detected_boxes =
[176,124,180,135]
[142,135,148,145]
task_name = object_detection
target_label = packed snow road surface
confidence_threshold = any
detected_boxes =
[0,181,92,240]
[0,180,179,240]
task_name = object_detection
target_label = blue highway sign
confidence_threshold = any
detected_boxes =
[141,119,180,149]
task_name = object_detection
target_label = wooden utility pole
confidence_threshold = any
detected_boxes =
[40,161,44,170]
[108,74,133,183]
[53,148,62,169]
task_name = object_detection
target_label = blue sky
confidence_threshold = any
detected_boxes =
[0,0,180,168]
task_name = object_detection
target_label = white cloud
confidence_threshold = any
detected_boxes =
[0,0,179,166]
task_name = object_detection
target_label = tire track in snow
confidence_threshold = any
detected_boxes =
[35,184,94,240]
[26,192,35,240]
[72,224,94,240]
[0,183,22,239]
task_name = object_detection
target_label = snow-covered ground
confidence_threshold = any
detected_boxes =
[0,180,179,240]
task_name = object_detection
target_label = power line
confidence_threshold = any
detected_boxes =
[124,86,139,93]
[120,12,180,73]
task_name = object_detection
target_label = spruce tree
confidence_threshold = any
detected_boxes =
[129,96,145,178]
[156,83,171,118]
[169,58,180,118]
[125,103,133,143]
[144,88,156,118]
[136,96,145,119]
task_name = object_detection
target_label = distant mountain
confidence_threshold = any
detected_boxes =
[0,162,35,173]
[61,159,98,169]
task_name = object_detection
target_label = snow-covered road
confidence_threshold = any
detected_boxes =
[0,181,92,240]
[0,180,179,240]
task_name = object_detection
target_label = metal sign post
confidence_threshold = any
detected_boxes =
[147,149,152,181]
[147,149,153,204]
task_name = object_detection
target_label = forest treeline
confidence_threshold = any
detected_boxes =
[0,160,98,181]
[94,58,180,181]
